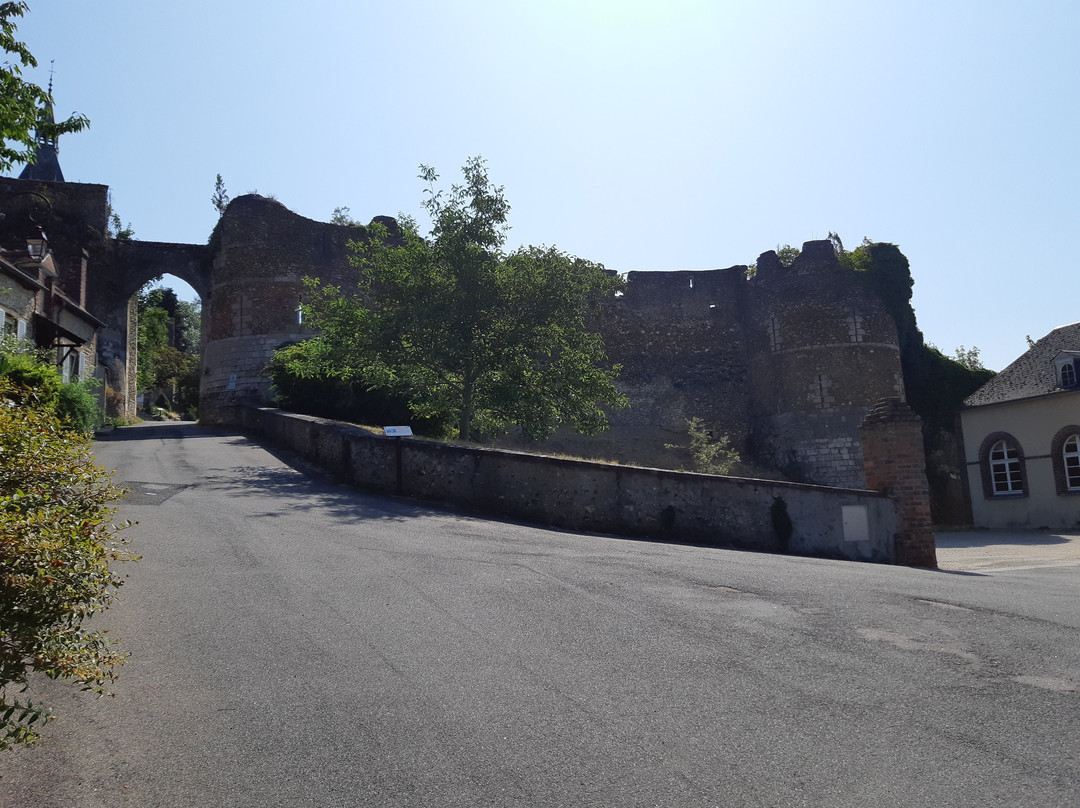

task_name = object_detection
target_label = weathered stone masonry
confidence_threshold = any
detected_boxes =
[5,181,910,494]
[598,240,904,488]
[235,406,899,564]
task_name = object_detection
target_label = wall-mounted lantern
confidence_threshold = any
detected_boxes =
[25,232,48,260]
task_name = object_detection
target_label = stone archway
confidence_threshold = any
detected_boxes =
[68,192,365,423]
[87,240,213,419]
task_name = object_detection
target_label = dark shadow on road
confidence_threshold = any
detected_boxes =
[101,422,481,527]
[98,421,228,442]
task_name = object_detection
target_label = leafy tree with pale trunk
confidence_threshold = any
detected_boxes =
[280,157,627,441]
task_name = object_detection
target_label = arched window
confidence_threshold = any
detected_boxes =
[1053,353,1079,389]
[990,440,1023,494]
[1065,435,1080,490]
[978,432,1027,498]
[1050,426,1080,495]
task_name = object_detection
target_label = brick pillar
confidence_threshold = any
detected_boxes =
[860,397,937,567]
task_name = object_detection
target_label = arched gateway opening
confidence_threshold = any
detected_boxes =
[1,176,363,422]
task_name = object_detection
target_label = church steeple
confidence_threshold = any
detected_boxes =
[18,64,65,183]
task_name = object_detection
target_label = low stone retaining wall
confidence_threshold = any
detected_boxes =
[235,407,898,563]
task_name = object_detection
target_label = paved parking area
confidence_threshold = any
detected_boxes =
[935,530,1080,572]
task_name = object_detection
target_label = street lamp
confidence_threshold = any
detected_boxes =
[25,232,48,260]
[2,190,53,260]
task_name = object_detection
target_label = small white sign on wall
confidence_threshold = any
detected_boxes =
[384,426,413,437]
[842,505,870,542]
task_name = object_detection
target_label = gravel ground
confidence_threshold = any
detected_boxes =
[935,529,1080,572]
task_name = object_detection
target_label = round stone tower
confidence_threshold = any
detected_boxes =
[744,240,905,488]
[199,195,358,424]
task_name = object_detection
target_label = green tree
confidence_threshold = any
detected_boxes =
[139,286,201,354]
[211,173,229,217]
[666,416,741,475]
[0,2,89,172]
[952,345,985,371]
[148,346,198,411]
[136,305,168,394]
[136,286,201,413]
[0,368,135,749]
[330,205,359,226]
[283,157,627,441]
[105,194,135,242]
[775,244,800,266]
[174,299,201,355]
[0,337,59,408]
[266,340,449,432]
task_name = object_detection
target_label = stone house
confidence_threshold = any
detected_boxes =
[1,90,101,383]
[960,321,1080,529]
[0,193,101,383]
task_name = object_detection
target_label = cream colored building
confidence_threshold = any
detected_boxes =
[960,322,1080,529]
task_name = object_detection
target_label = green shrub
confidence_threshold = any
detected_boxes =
[0,339,61,412]
[265,342,452,436]
[666,417,741,475]
[0,379,136,749]
[1,339,105,433]
[56,378,104,434]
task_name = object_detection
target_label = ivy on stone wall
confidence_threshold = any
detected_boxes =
[844,240,993,424]
[844,239,994,523]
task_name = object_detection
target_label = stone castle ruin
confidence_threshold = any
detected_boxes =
[0,177,907,491]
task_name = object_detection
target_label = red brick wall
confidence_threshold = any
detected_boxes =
[861,398,937,567]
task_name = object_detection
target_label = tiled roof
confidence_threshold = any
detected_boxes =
[964,321,1080,407]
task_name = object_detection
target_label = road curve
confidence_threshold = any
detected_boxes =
[2,422,1078,807]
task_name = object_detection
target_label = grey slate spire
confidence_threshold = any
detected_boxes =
[18,67,65,183]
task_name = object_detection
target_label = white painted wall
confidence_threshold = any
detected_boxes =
[962,393,1080,529]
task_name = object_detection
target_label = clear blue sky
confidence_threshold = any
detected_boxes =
[10,0,1079,372]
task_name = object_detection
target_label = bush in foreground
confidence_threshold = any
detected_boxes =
[0,381,135,749]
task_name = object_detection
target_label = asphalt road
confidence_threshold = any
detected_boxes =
[2,422,1078,807]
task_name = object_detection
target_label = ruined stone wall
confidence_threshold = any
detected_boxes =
[122,296,137,419]
[194,205,905,489]
[599,268,751,451]
[200,195,363,423]
[238,406,898,564]
[742,242,903,487]
[90,240,212,418]
[862,398,936,566]
[5,179,909,490]
[576,241,904,487]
